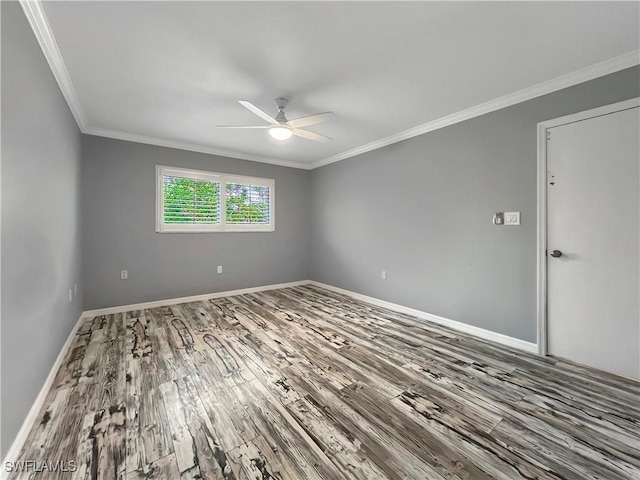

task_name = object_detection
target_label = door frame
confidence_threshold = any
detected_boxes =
[536,97,639,356]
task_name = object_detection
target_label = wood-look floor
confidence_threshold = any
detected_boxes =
[9,285,640,479]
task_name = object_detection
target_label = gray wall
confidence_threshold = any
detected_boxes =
[81,136,311,310]
[1,2,83,457]
[2,0,637,455]
[310,67,640,343]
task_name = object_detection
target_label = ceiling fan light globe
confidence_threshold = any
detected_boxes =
[269,126,292,141]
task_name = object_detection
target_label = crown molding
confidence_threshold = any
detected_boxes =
[19,0,88,130]
[84,126,311,170]
[19,0,310,170]
[20,0,638,171]
[82,49,639,171]
[310,49,640,170]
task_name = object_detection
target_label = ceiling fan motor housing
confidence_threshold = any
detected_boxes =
[275,97,289,109]
[274,97,289,123]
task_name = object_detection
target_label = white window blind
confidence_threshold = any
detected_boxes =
[163,175,221,225]
[156,166,274,233]
[226,182,271,225]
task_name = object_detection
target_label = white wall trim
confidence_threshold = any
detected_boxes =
[80,50,640,171]
[310,50,640,169]
[308,281,539,354]
[18,0,310,170]
[535,97,640,357]
[0,313,85,476]
[537,96,640,130]
[84,126,309,170]
[536,122,549,357]
[18,0,88,131]
[81,280,310,317]
[20,0,639,171]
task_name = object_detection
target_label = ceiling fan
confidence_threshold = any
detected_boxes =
[217,98,336,142]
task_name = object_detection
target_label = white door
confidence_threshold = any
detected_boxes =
[546,102,639,379]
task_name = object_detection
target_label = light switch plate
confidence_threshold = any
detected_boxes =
[504,211,520,225]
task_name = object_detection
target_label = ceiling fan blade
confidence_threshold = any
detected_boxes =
[216,125,270,128]
[292,128,332,143]
[238,100,278,125]
[287,112,336,129]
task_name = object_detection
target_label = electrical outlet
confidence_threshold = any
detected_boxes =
[121,270,128,280]
[381,270,387,280]
[217,266,223,274]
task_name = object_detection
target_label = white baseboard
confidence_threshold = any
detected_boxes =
[308,281,539,354]
[1,313,85,477]
[81,280,310,318]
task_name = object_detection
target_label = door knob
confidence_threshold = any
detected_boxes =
[550,250,562,258]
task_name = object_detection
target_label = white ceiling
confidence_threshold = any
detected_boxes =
[30,1,640,169]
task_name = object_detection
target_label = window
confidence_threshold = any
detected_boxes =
[156,166,274,232]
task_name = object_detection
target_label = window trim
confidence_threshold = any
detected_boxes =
[156,165,275,233]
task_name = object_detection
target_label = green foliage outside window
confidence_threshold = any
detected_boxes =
[163,176,220,224]
[163,176,269,225]
[226,183,270,224]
